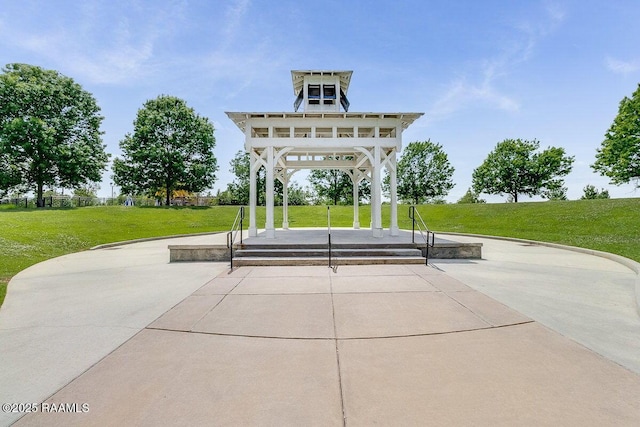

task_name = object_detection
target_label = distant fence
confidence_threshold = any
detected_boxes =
[0,195,219,208]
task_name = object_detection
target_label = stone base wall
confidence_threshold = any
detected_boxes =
[417,243,483,259]
[168,245,229,262]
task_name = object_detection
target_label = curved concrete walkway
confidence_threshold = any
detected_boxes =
[1,233,639,426]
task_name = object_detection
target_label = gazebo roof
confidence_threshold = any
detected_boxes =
[225,112,424,133]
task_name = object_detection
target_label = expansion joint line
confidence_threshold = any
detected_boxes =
[329,272,347,427]
[145,321,536,340]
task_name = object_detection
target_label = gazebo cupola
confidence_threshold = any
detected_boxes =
[227,70,423,239]
[292,70,351,113]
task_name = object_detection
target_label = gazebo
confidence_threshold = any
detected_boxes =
[226,70,423,238]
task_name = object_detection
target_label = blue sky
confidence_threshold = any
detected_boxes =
[2,0,639,201]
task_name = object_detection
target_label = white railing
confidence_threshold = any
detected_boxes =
[409,206,435,265]
[226,206,245,270]
[327,206,332,268]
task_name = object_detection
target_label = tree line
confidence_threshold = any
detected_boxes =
[1,63,639,206]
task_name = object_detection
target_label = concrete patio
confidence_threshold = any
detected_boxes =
[1,232,639,426]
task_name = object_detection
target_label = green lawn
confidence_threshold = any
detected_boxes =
[412,199,640,262]
[1,198,639,308]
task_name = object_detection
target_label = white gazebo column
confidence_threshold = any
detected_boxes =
[248,150,258,237]
[282,171,289,229]
[388,151,399,236]
[371,146,383,238]
[265,146,275,238]
[352,176,360,229]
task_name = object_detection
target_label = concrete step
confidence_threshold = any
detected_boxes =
[232,256,428,267]
[168,238,481,264]
[238,243,419,250]
[234,248,423,258]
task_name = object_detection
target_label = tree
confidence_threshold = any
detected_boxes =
[543,186,568,201]
[472,139,574,202]
[286,182,311,206]
[580,184,610,200]
[457,188,486,204]
[308,159,371,205]
[592,84,640,188]
[227,150,251,205]
[0,63,108,205]
[72,183,99,198]
[396,140,455,204]
[309,169,349,205]
[113,95,217,206]
[226,150,283,205]
[214,188,236,206]
[309,169,354,205]
[0,154,21,198]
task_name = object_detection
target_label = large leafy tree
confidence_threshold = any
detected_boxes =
[309,158,371,205]
[113,95,217,205]
[592,84,640,188]
[396,140,455,204]
[0,63,108,205]
[472,138,574,202]
[309,169,353,205]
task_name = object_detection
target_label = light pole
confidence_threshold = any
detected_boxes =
[110,182,114,205]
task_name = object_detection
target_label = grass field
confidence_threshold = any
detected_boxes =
[1,198,639,308]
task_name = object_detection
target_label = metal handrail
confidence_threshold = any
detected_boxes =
[327,206,332,268]
[226,206,245,270]
[409,205,435,265]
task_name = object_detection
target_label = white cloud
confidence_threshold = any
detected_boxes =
[427,2,564,123]
[1,0,280,96]
[606,57,640,75]
[427,52,521,122]
[0,0,186,85]
[428,74,520,122]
